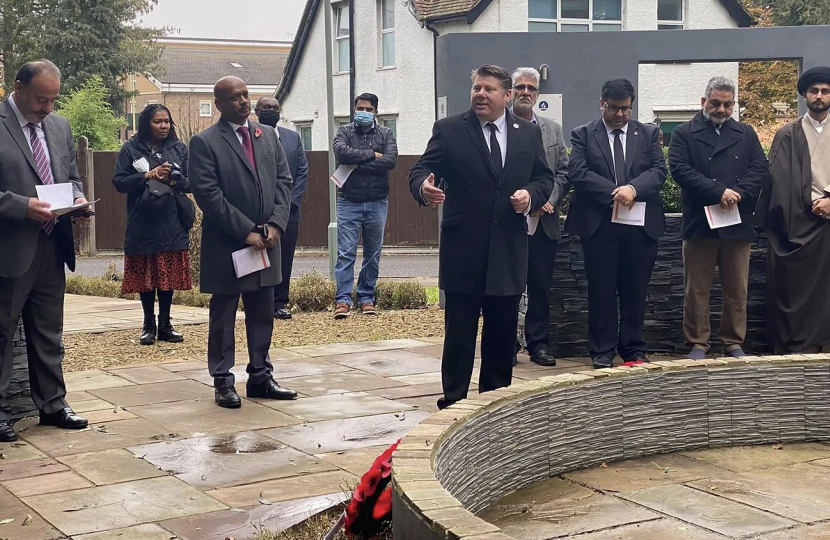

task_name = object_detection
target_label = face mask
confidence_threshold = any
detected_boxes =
[354,111,375,127]
[257,109,280,127]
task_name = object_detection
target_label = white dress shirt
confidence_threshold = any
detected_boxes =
[228,119,250,146]
[479,111,508,165]
[807,113,828,135]
[9,93,55,180]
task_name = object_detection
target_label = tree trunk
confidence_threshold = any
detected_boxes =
[10,318,36,422]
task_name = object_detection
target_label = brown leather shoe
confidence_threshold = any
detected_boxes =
[334,303,350,319]
[360,303,377,315]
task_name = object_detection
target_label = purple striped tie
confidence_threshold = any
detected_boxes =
[27,123,56,234]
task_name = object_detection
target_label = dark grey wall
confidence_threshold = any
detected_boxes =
[436,26,830,142]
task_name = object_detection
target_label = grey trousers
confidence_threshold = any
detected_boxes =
[0,231,69,422]
[207,286,275,388]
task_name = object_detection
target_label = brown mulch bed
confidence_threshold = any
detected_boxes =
[62,307,445,372]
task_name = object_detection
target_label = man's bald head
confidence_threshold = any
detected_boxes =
[214,76,251,124]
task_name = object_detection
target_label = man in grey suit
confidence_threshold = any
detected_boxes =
[0,60,90,441]
[190,76,297,408]
[510,67,571,367]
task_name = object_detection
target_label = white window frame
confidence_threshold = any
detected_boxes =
[528,0,622,31]
[295,122,312,150]
[335,4,350,73]
[336,116,351,127]
[199,101,212,117]
[657,0,684,29]
[378,115,398,138]
[378,0,395,68]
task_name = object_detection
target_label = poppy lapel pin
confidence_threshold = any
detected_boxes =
[255,127,262,138]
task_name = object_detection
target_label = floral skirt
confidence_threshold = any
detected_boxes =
[121,250,192,294]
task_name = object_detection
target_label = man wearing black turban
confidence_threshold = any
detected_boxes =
[759,66,830,353]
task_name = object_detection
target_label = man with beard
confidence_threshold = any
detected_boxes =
[669,76,768,359]
[761,67,830,353]
[409,64,553,409]
[254,97,309,320]
[509,67,570,367]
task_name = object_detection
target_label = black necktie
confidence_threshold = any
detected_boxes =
[613,128,626,185]
[487,122,503,176]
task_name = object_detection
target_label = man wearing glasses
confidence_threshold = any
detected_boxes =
[565,78,667,369]
[510,67,570,367]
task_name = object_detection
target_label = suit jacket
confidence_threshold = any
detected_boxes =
[0,98,83,278]
[277,126,309,223]
[669,112,768,240]
[535,116,571,240]
[190,119,292,295]
[565,119,667,240]
[409,109,554,296]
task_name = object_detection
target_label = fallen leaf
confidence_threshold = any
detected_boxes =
[22,515,32,526]
[0,453,5,460]
[0,519,13,525]
[772,444,784,450]
[10,444,24,449]
[258,493,272,505]
[600,463,608,468]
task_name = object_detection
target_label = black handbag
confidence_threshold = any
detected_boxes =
[174,192,196,230]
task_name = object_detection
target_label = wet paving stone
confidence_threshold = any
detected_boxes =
[325,350,442,377]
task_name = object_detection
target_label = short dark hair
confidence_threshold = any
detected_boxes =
[15,59,61,86]
[472,64,512,91]
[601,78,636,102]
[354,93,379,109]
[136,103,178,143]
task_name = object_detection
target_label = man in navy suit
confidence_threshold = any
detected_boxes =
[565,78,667,369]
[255,97,309,320]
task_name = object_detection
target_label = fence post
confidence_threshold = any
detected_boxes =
[76,137,97,257]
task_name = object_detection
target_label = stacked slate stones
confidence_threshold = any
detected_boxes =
[10,318,36,421]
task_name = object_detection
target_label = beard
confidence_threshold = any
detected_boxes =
[513,99,533,115]
[808,100,830,114]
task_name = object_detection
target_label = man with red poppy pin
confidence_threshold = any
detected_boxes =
[190,76,297,408]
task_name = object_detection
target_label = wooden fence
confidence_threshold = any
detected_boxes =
[76,148,438,254]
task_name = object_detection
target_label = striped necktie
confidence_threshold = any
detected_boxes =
[27,122,56,234]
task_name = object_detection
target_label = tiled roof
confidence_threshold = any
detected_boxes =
[411,0,485,20]
[156,48,288,86]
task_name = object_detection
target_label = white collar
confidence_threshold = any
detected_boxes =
[603,119,628,136]
[228,119,250,133]
[479,110,507,132]
[807,114,829,129]
[8,93,38,129]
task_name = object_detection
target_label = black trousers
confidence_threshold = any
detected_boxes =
[274,220,300,311]
[0,232,69,421]
[581,219,658,361]
[208,286,275,388]
[439,292,520,409]
[522,231,559,354]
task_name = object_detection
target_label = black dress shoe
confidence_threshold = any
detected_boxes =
[157,317,184,343]
[39,407,88,429]
[215,386,242,408]
[275,308,292,320]
[530,350,557,367]
[592,356,614,369]
[0,420,17,442]
[247,378,298,400]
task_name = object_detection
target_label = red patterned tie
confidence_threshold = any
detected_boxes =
[27,123,56,234]
[237,126,257,172]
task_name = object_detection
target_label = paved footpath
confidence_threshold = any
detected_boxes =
[0,295,593,539]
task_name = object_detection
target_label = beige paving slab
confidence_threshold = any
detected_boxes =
[260,391,413,422]
[756,523,830,539]
[325,350,443,377]
[69,398,116,413]
[686,462,830,523]
[680,443,830,473]
[66,391,98,402]
[73,523,176,540]
[564,453,731,493]
[0,457,67,481]
[566,518,727,539]
[0,440,46,462]
[389,369,481,386]
[269,357,355,379]
[269,347,313,360]
[158,359,207,372]
[22,476,227,536]
[398,395,441,414]
[618,484,795,537]
[58,448,167,486]
[0,485,63,540]
[83,407,138,424]
[106,365,187,384]
[1,470,93,497]
[814,458,830,467]
[64,370,134,391]
[286,338,434,357]
[315,445,390,476]
[277,371,406,396]
[479,477,660,539]
[128,398,300,437]
[206,470,357,508]
[372,381,453,400]
[88,380,211,407]
[20,418,177,457]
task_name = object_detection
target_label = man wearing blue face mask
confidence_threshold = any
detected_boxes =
[332,93,398,319]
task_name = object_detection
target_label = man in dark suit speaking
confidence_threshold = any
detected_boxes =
[410,64,553,409]
[565,78,667,369]
[190,77,298,408]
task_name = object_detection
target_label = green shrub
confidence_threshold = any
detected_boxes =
[66,275,135,300]
[289,271,336,312]
[375,280,428,310]
[188,201,203,286]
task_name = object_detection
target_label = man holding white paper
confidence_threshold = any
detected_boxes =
[566,78,666,369]
[669,76,768,359]
[0,60,91,441]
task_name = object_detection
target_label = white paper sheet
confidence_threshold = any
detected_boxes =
[527,215,539,236]
[232,246,271,278]
[705,204,742,229]
[52,199,98,217]
[331,165,355,188]
[35,184,73,210]
[611,201,646,226]
[132,157,150,173]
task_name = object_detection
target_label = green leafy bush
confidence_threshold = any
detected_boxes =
[375,280,428,310]
[289,271,337,312]
[55,76,124,151]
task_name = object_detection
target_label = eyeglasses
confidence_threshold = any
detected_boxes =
[604,104,633,114]
[514,84,538,93]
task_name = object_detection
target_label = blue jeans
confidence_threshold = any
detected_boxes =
[334,197,388,305]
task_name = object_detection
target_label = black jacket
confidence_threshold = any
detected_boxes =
[409,109,554,296]
[669,112,768,240]
[565,120,667,240]
[112,136,190,256]
[333,122,397,202]
[277,126,309,222]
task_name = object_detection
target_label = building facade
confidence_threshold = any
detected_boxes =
[277,0,750,154]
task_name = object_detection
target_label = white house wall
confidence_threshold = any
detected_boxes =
[281,0,741,155]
